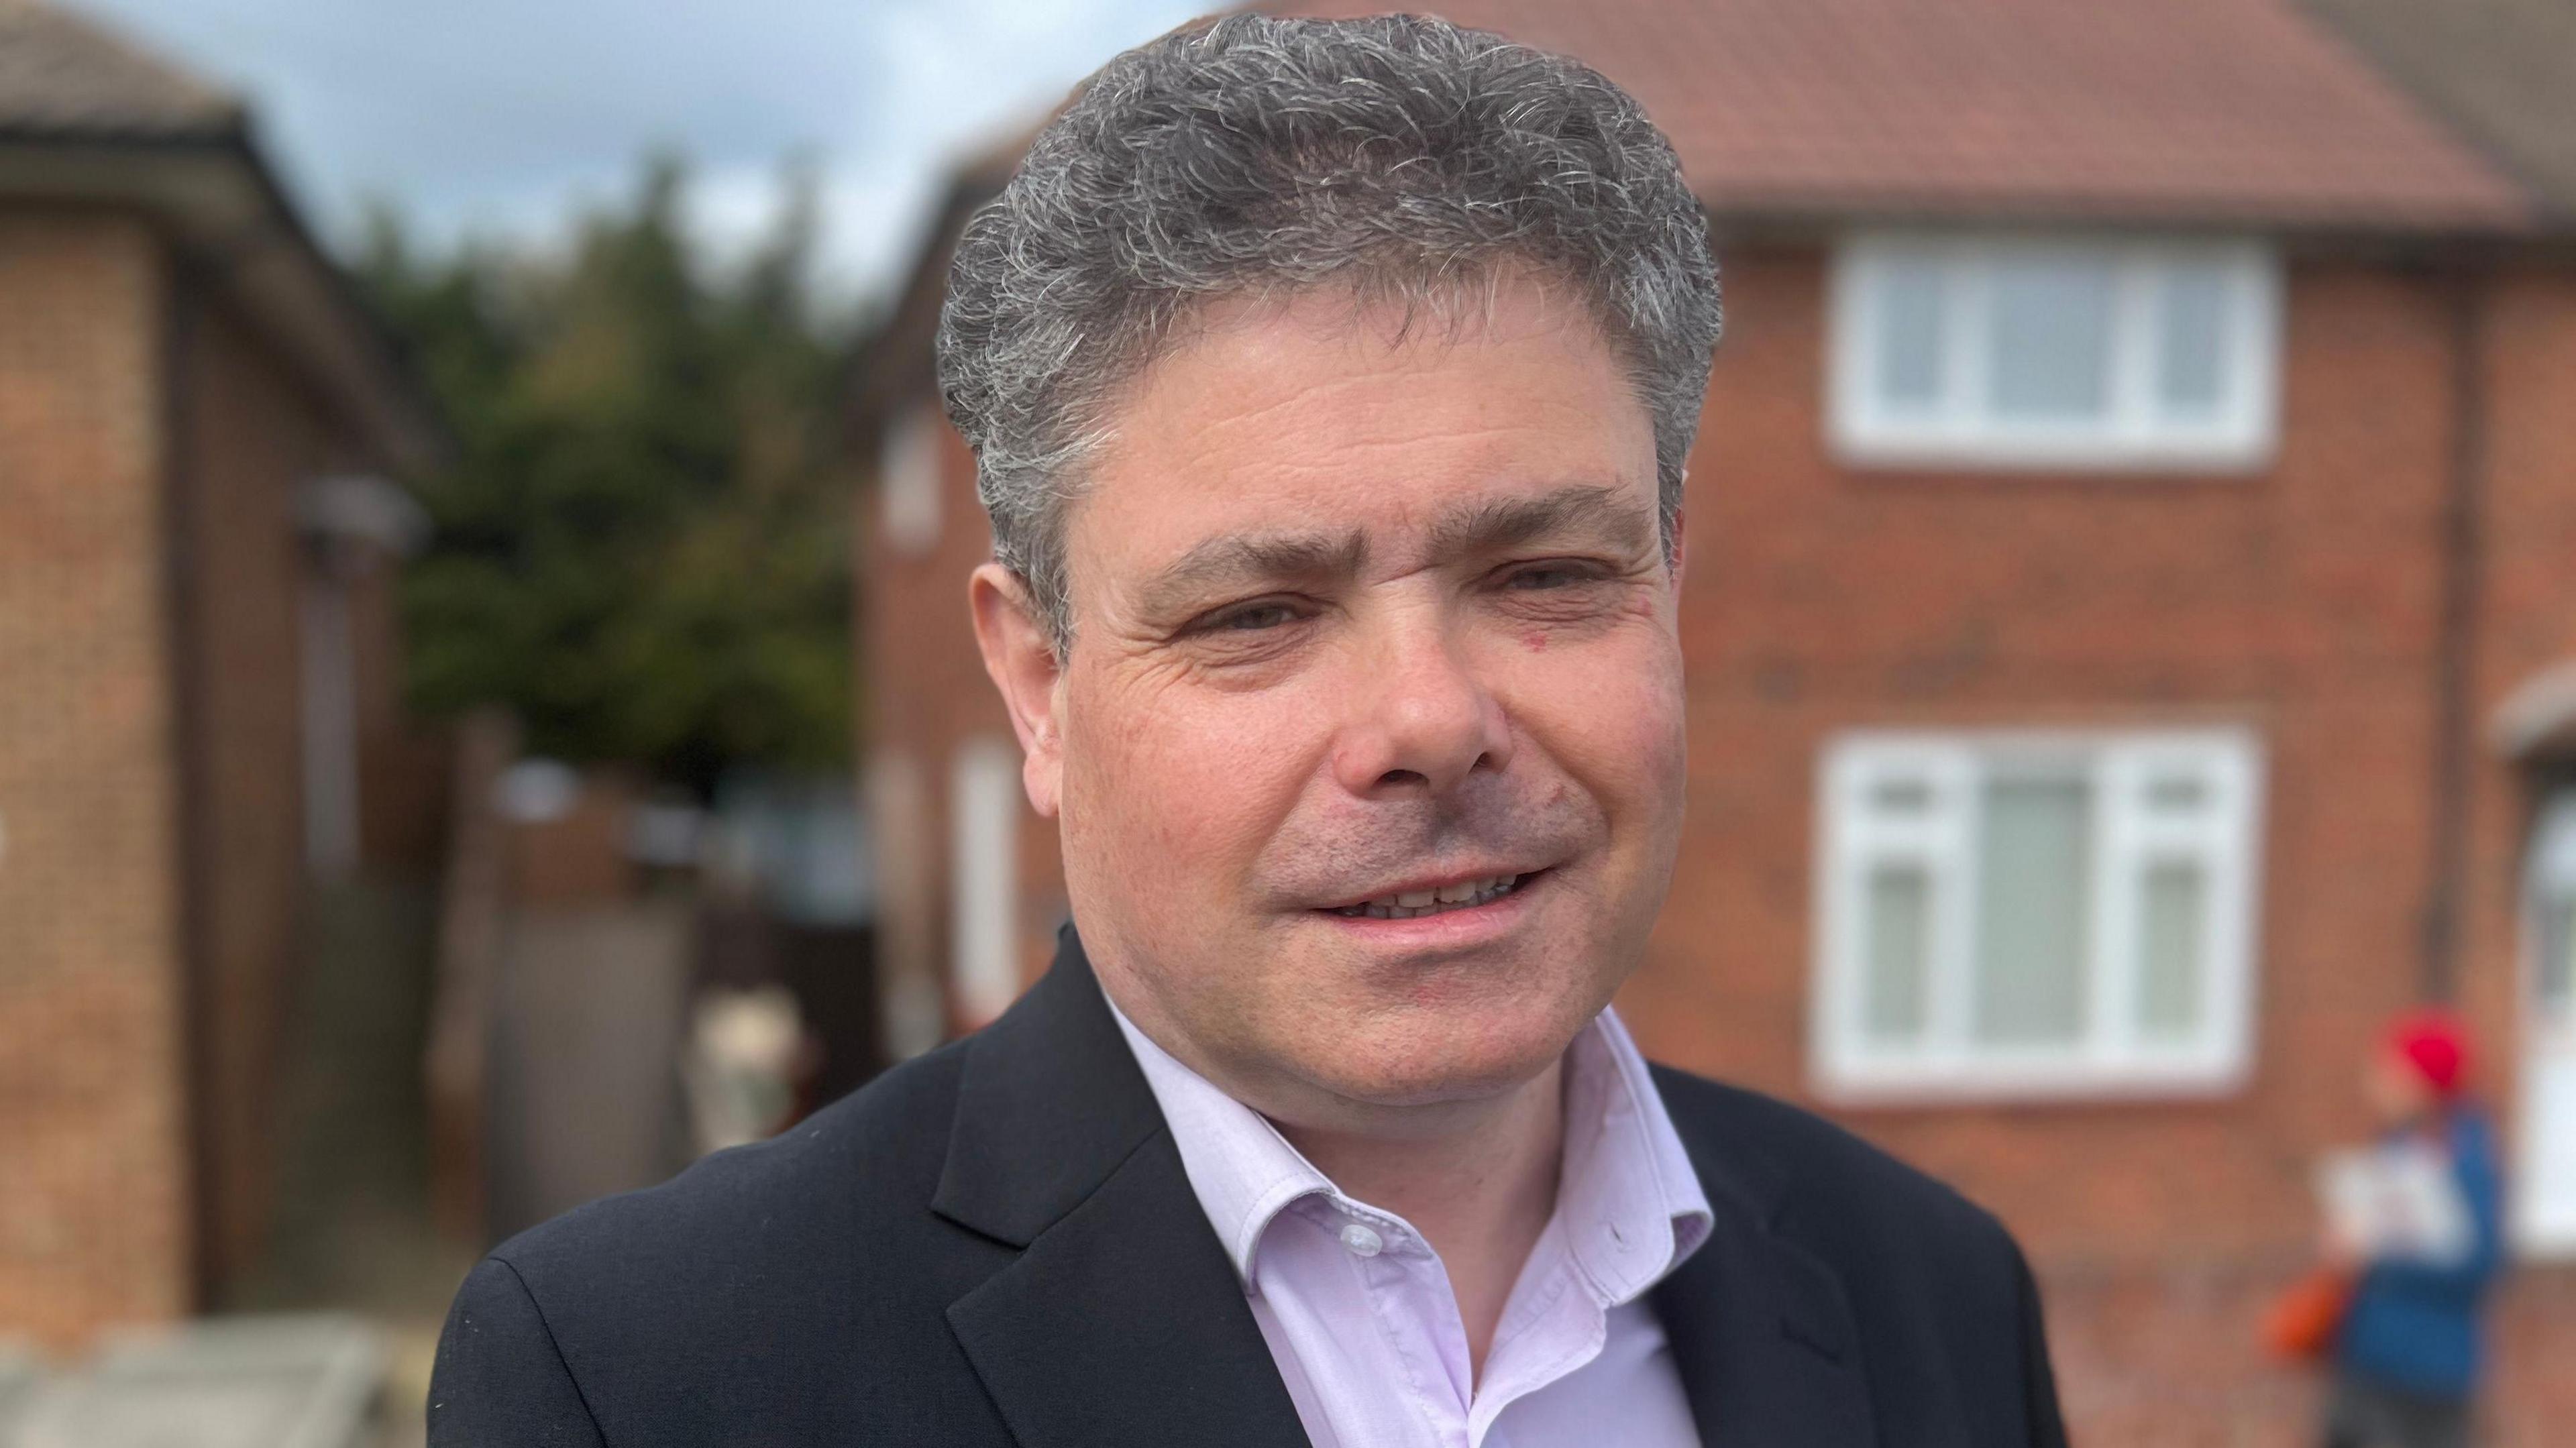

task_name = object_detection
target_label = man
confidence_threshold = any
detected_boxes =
[431,15,2070,1446]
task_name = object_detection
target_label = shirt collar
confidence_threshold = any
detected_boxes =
[1554,1004,1715,1303]
[1106,996,1713,1304]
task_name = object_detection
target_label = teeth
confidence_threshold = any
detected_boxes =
[1331,874,1527,920]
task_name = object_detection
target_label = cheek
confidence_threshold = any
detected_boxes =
[1505,630,1686,829]
[1063,668,1323,889]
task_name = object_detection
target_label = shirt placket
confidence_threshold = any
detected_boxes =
[1329,1201,1477,1448]
[1468,1216,1611,1448]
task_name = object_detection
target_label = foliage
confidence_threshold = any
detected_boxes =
[360,155,859,794]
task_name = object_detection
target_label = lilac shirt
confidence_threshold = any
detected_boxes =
[1108,1001,1713,1448]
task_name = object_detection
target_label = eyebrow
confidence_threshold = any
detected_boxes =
[1130,481,1656,624]
[1132,528,1371,623]
[1422,484,1655,560]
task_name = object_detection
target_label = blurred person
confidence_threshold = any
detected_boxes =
[2318,1011,2507,1448]
[429,15,2067,1446]
[679,985,817,1154]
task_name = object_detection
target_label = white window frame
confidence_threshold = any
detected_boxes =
[1827,233,2282,472]
[879,402,945,557]
[951,734,1024,1029]
[1811,728,2265,1101]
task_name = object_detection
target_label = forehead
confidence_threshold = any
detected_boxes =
[1067,276,1659,590]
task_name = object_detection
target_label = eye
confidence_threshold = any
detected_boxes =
[1197,599,1305,633]
[1501,562,1603,591]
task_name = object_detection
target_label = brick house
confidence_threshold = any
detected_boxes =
[852,1,2576,1439]
[0,1,442,1349]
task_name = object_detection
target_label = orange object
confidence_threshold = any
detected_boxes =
[2261,1268,2355,1363]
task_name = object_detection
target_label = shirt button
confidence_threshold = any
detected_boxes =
[1338,1223,1384,1258]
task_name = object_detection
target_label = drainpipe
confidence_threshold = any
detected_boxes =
[2422,251,2495,1005]
[158,248,221,1307]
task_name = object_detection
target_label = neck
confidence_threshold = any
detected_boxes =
[1273,1058,1568,1382]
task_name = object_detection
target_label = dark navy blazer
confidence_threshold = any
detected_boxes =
[429,928,2069,1447]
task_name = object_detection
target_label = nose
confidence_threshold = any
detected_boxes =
[1330,618,1514,797]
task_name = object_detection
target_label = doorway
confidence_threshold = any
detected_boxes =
[2518,791,2576,1255]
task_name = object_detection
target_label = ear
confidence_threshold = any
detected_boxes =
[968,563,1065,818]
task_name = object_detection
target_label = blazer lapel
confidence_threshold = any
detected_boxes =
[932,930,1309,1448]
[1650,1076,1879,1448]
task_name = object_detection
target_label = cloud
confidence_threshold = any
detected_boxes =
[68,0,1210,302]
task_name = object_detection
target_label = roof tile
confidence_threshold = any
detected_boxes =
[1270,0,2536,232]
[0,0,239,140]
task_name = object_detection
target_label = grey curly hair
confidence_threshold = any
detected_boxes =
[934,11,1721,652]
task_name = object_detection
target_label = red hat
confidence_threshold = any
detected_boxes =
[2384,1009,2471,1098]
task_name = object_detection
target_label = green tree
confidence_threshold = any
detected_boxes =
[361,154,859,795]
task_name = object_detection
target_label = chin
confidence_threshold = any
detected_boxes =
[1303,996,1591,1108]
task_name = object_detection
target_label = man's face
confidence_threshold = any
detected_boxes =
[974,273,1688,1127]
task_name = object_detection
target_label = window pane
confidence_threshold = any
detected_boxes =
[879,404,947,556]
[1870,777,1933,816]
[1987,258,2113,422]
[1873,260,1946,408]
[1973,776,2092,1044]
[2137,860,2207,1036]
[1862,864,1933,1041]
[2544,899,2576,1016]
[2145,774,2210,814]
[2156,265,2231,416]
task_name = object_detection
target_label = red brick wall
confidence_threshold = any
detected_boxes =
[0,207,411,1347]
[350,551,451,875]
[861,406,1063,1043]
[2450,264,2576,1447]
[2461,265,2576,1101]
[172,283,350,1298]
[0,209,193,1349]
[1613,242,2576,1441]
[1621,247,2462,1252]
[508,771,639,907]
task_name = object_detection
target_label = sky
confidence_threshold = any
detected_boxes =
[70,0,1214,310]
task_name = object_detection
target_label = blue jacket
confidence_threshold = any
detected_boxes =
[2334,1109,2506,1400]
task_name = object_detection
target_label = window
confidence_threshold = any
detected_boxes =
[879,404,945,557]
[951,734,1023,1029]
[1829,235,2280,470]
[868,750,945,1060]
[1814,730,2263,1098]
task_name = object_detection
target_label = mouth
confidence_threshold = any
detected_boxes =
[1324,870,1543,921]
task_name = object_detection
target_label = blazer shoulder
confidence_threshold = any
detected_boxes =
[1650,1066,2068,1446]
[437,1040,1032,1443]
[1648,1064,2019,1260]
